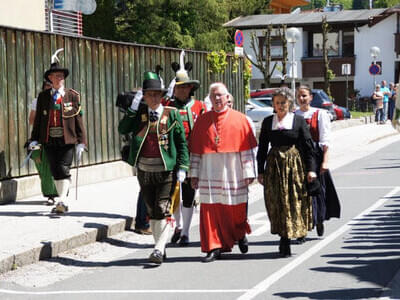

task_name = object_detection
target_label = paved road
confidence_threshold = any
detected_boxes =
[1,126,400,300]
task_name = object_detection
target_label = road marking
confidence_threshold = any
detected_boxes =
[237,186,400,300]
[336,186,398,189]
[0,289,249,295]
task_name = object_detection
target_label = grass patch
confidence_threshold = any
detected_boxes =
[350,111,374,119]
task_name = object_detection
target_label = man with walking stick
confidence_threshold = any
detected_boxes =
[30,49,87,214]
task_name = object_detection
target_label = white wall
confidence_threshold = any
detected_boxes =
[243,27,304,88]
[0,0,46,31]
[355,14,398,97]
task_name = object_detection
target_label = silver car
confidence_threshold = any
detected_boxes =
[246,98,274,128]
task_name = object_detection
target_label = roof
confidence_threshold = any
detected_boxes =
[223,8,389,29]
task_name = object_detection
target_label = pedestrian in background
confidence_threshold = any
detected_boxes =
[295,85,341,238]
[28,79,59,205]
[257,87,317,257]
[381,80,391,122]
[372,84,384,124]
[164,55,206,247]
[189,82,257,263]
[388,82,396,121]
[118,71,189,265]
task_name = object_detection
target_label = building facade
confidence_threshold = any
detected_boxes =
[225,8,400,105]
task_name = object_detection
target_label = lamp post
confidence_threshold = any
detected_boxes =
[370,46,380,88]
[286,27,300,99]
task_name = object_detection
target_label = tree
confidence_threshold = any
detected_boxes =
[83,0,118,40]
[246,24,288,87]
[352,0,369,9]
[322,16,335,98]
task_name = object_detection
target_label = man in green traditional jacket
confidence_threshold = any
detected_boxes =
[118,71,189,265]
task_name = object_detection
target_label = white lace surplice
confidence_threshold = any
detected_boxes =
[189,149,256,205]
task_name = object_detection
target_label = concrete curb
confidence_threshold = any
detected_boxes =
[0,217,133,275]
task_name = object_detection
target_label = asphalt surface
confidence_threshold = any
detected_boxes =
[1,120,400,299]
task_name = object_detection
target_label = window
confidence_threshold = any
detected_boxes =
[342,31,354,57]
[312,32,339,57]
[258,36,283,59]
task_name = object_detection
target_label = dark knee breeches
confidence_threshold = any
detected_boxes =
[137,169,176,220]
[45,144,74,180]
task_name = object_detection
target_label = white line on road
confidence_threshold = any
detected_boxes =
[336,186,399,190]
[0,289,249,295]
[237,186,400,300]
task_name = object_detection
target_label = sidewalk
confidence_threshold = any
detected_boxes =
[1,120,400,284]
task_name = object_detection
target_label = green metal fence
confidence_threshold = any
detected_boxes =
[0,26,244,180]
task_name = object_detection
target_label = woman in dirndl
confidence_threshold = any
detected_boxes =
[295,85,340,237]
[257,87,317,257]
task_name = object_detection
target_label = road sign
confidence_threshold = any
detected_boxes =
[234,47,244,56]
[342,63,351,75]
[234,30,244,47]
[369,63,381,75]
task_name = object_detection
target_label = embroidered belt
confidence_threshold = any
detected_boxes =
[49,127,64,138]
[138,157,165,172]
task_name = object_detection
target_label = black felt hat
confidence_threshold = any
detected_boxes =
[44,62,69,82]
[142,72,168,93]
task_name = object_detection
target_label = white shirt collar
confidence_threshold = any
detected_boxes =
[52,86,65,97]
[148,105,163,115]
[272,112,294,130]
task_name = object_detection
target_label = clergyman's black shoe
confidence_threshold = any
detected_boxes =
[316,223,324,237]
[202,249,221,263]
[238,236,249,254]
[179,235,190,247]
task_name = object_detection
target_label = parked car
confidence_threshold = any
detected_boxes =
[250,88,277,99]
[252,96,273,107]
[311,89,337,121]
[246,98,274,126]
[333,104,351,119]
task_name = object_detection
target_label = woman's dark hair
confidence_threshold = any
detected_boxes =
[272,87,294,110]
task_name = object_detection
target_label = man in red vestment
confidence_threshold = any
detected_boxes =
[189,82,257,262]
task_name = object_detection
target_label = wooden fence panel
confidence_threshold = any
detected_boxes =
[0,27,244,181]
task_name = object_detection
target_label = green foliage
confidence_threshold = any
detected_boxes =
[83,0,117,40]
[243,58,252,100]
[327,68,335,81]
[207,50,228,74]
[83,0,271,51]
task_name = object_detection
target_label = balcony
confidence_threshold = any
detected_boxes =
[302,56,355,77]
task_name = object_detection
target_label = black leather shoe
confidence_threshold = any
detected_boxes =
[170,228,181,244]
[296,236,306,244]
[316,223,324,237]
[179,235,189,247]
[149,249,163,265]
[238,236,249,254]
[202,249,221,263]
[279,238,291,258]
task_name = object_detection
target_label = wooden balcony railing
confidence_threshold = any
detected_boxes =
[301,56,355,77]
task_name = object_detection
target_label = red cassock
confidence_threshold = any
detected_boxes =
[190,108,257,252]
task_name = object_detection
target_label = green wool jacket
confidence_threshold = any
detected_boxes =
[118,104,189,172]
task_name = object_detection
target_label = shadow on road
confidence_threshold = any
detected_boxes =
[274,196,400,299]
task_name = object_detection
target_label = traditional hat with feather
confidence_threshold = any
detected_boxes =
[44,48,69,82]
[142,66,168,94]
[172,50,200,91]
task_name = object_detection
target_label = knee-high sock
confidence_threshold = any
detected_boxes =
[54,179,70,204]
[173,202,182,230]
[150,219,159,245]
[181,206,194,237]
[155,219,170,254]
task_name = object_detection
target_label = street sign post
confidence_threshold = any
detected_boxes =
[369,63,381,90]
[342,64,351,109]
[234,30,244,48]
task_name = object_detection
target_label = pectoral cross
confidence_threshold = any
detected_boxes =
[214,135,220,145]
